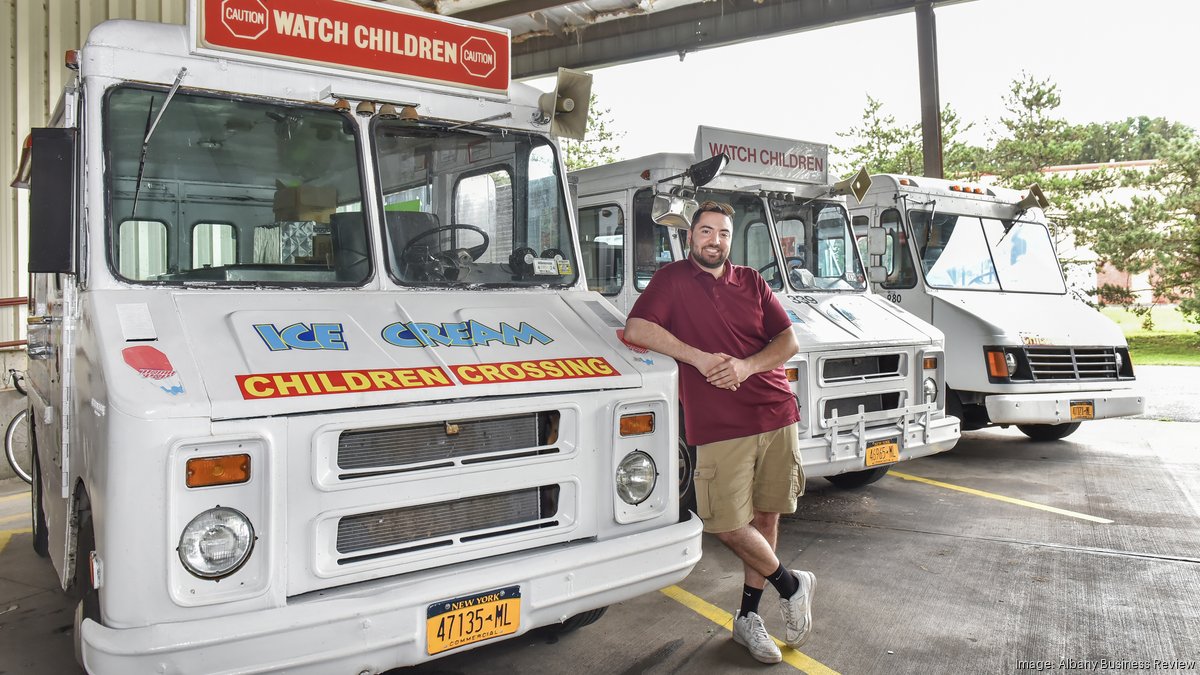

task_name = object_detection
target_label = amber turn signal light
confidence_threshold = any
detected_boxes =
[619,413,655,436]
[785,367,800,382]
[984,350,1009,379]
[923,356,938,370]
[186,454,251,488]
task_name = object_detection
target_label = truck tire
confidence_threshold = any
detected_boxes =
[72,509,100,668]
[678,436,697,516]
[825,466,890,489]
[31,439,49,558]
[1017,422,1081,441]
[547,606,608,634]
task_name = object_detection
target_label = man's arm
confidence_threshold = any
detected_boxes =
[624,317,727,377]
[706,325,799,390]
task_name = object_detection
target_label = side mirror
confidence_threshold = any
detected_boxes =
[27,128,78,274]
[651,191,699,229]
[688,153,728,188]
[867,266,887,283]
[866,227,886,256]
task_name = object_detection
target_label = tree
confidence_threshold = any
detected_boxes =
[561,94,623,171]
[986,73,1121,275]
[1072,116,1192,164]
[1095,132,1200,323]
[834,95,984,179]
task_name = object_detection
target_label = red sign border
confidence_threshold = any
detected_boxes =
[191,0,512,95]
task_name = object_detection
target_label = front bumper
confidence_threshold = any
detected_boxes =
[984,388,1144,425]
[800,402,961,478]
[82,514,703,675]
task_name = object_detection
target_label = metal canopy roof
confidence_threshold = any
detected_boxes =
[392,0,967,79]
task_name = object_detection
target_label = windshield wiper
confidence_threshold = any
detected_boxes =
[130,67,187,218]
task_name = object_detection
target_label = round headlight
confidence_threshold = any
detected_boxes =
[616,451,657,505]
[1004,352,1017,376]
[178,507,254,579]
[1114,351,1124,372]
[923,376,939,403]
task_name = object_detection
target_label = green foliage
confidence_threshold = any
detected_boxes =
[562,94,623,171]
[834,95,983,179]
[1097,130,1200,324]
[1073,116,1192,164]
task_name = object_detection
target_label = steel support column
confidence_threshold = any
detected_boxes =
[915,0,943,178]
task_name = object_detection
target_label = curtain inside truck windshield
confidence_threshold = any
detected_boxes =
[104,86,368,285]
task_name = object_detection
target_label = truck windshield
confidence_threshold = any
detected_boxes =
[908,210,1066,293]
[768,199,866,292]
[105,86,368,285]
[373,121,577,288]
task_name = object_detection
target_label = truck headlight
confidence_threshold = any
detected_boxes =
[923,377,938,403]
[1004,352,1017,376]
[615,451,657,505]
[178,507,254,579]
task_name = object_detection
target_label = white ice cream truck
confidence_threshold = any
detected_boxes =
[571,127,960,501]
[850,175,1143,439]
[12,1,702,672]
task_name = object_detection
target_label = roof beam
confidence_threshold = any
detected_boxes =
[512,0,965,79]
[453,0,577,24]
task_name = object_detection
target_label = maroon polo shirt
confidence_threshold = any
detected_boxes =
[627,257,799,446]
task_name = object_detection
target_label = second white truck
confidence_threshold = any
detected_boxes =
[851,175,1143,440]
[573,127,960,499]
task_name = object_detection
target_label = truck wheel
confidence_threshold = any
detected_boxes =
[678,436,697,516]
[1017,422,1081,441]
[72,510,100,668]
[30,439,49,558]
[825,466,890,489]
[547,607,608,634]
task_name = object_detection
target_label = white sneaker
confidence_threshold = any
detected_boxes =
[732,611,782,664]
[779,570,816,647]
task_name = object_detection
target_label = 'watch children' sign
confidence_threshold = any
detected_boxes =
[195,0,511,93]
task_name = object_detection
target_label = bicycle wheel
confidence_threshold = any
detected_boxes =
[5,408,32,484]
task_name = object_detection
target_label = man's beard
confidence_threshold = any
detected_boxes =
[691,247,728,270]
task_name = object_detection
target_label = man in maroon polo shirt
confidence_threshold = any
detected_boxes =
[624,200,814,664]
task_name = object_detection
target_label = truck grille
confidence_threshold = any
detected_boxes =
[337,412,557,478]
[822,354,902,383]
[336,485,561,563]
[1026,347,1119,381]
[823,392,903,420]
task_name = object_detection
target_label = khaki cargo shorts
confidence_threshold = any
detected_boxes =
[694,422,803,534]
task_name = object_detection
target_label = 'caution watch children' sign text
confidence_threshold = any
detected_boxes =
[196,0,510,93]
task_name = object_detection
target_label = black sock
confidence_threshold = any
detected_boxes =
[739,585,764,618]
[767,564,799,599]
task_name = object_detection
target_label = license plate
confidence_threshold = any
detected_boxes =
[865,438,900,467]
[426,586,520,655]
[1070,400,1094,420]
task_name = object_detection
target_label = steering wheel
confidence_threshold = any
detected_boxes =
[400,223,490,263]
[758,256,806,281]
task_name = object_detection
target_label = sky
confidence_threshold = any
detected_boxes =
[530,0,1200,168]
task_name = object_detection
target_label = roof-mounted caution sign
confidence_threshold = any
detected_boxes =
[195,0,511,93]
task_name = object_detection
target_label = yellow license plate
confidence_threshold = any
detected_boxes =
[866,438,900,467]
[427,586,520,656]
[1070,400,1094,420]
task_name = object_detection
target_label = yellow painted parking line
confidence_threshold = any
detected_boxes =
[660,585,840,675]
[0,512,29,526]
[0,491,30,504]
[889,471,1114,524]
[0,527,33,555]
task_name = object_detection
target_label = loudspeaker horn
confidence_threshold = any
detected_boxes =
[830,167,872,203]
[537,67,593,141]
[1015,183,1050,212]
